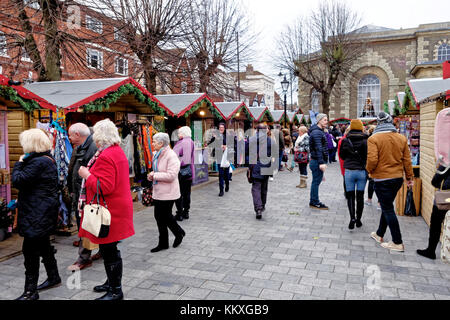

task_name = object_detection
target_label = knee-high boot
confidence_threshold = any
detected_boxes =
[16,274,39,300]
[346,191,356,229]
[356,191,365,228]
[96,254,123,300]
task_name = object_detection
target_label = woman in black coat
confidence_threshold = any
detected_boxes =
[417,165,450,259]
[12,129,61,300]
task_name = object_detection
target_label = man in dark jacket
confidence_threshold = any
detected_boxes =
[67,123,98,271]
[308,113,329,209]
[246,123,276,219]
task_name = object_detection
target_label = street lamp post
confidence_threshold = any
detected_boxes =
[281,75,289,128]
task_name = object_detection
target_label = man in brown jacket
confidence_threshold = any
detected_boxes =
[366,112,414,252]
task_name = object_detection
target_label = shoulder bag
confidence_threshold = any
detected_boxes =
[179,164,192,180]
[435,179,450,211]
[82,180,111,238]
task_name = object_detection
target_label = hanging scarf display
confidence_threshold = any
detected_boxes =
[141,124,153,169]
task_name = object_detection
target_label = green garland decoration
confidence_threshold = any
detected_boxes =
[401,85,417,115]
[263,109,274,122]
[82,83,166,115]
[183,98,223,120]
[383,101,390,114]
[393,96,400,116]
[239,106,254,122]
[0,85,41,112]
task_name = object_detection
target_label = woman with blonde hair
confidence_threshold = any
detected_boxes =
[12,129,60,300]
[78,119,134,300]
[173,126,195,221]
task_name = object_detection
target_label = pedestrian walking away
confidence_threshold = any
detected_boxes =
[173,126,195,221]
[308,113,329,210]
[339,119,368,229]
[366,112,414,252]
[78,119,135,300]
[294,125,310,188]
[12,129,61,300]
[67,123,101,271]
[246,123,275,219]
[148,133,186,253]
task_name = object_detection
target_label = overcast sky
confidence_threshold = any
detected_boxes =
[241,0,450,97]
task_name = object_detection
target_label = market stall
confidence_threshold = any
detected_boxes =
[270,110,287,127]
[154,93,226,185]
[214,101,254,133]
[248,106,274,126]
[0,74,58,243]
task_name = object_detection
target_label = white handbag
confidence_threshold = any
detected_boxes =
[441,211,450,264]
[82,180,111,238]
[220,147,230,168]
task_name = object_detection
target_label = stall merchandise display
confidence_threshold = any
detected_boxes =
[397,115,420,165]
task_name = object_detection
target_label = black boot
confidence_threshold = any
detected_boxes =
[173,229,186,248]
[346,191,356,230]
[219,189,224,197]
[93,279,109,293]
[175,211,183,222]
[96,259,123,300]
[225,182,229,192]
[183,210,189,220]
[16,275,39,300]
[416,249,436,260]
[355,191,365,228]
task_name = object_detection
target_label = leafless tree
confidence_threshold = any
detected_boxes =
[275,0,365,116]
[85,0,191,94]
[183,0,257,97]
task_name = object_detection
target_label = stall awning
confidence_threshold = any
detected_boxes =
[0,74,57,111]
[271,110,286,123]
[214,102,254,121]
[154,93,225,119]
[23,77,172,116]
[286,111,302,124]
[248,106,273,122]
[408,78,450,105]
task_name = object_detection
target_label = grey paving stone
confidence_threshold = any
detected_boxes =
[259,288,294,300]
[311,287,346,299]
[249,278,282,290]
[413,283,450,296]
[201,280,233,292]
[398,289,435,300]
[206,291,242,300]
[229,284,263,297]
[280,283,313,295]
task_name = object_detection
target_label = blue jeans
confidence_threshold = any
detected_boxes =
[344,170,368,192]
[374,178,404,244]
[309,159,323,205]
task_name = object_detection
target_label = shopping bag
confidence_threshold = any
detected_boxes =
[220,147,230,168]
[81,180,111,238]
[142,185,154,207]
[82,237,99,250]
[404,188,416,216]
[441,211,450,264]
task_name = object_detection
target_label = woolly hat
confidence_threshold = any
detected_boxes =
[350,119,364,131]
[377,111,393,124]
[316,113,327,123]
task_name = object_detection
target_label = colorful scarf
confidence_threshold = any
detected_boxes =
[152,147,164,185]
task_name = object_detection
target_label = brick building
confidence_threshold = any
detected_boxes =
[298,22,450,120]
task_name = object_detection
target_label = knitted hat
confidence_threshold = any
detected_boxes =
[316,113,327,123]
[350,119,364,131]
[377,111,393,124]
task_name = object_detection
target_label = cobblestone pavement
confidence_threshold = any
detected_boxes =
[1,162,449,300]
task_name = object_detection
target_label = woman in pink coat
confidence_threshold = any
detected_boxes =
[147,132,186,253]
[78,119,134,301]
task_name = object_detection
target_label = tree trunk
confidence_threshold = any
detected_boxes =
[42,0,61,81]
[321,90,331,116]
[144,68,157,94]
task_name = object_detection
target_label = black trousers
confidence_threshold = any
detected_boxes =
[428,203,448,252]
[154,200,185,247]
[22,236,57,279]
[175,178,192,214]
[251,177,269,212]
[367,178,375,199]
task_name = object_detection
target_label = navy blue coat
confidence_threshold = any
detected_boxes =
[308,125,329,165]
[12,151,59,239]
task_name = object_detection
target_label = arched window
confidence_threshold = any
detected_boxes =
[311,89,320,113]
[358,74,380,118]
[438,43,450,61]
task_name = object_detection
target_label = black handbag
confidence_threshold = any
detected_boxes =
[404,188,416,216]
[179,164,192,179]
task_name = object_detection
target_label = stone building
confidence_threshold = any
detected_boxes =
[298,22,450,120]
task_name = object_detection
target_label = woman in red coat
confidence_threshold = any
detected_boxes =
[78,119,134,301]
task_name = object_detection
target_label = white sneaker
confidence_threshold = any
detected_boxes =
[269,177,274,181]
[380,241,404,252]
[370,232,383,243]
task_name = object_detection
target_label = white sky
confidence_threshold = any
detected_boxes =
[241,0,450,99]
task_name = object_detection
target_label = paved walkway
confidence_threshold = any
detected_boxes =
[1,162,449,300]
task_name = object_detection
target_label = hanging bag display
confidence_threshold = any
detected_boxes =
[82,180,111,238]
[435,179,450,211]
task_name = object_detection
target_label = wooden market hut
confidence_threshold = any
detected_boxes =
[23,77,173,129]
[413,77,450,225]
[214,101,254,133]
[270,110,287,127]
[0,74,59,202]
[286,111,301,127]
[247,106,273,126]
[154,93,226,185]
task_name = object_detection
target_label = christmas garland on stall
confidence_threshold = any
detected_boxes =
[383,101,390,114]
[239,105,254,122]
[82,83,166,115]
[0,85,40,112]
[401,85,416,115]
[183,98,223,120]
[262,109,274,122]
